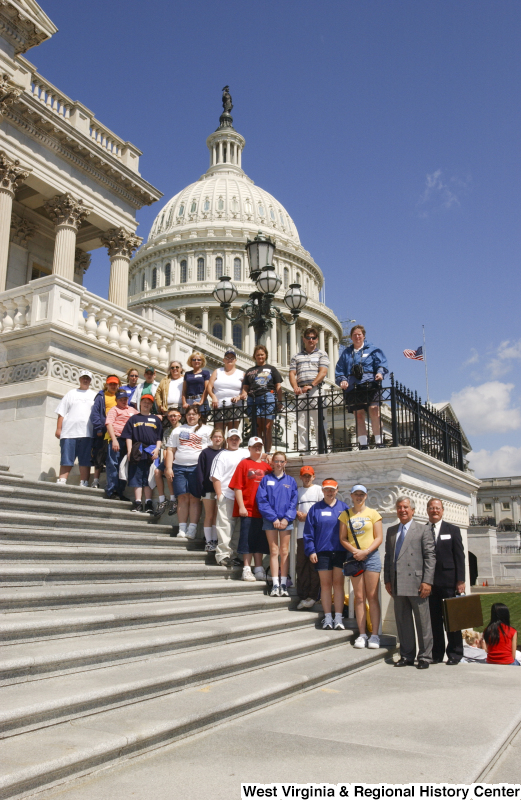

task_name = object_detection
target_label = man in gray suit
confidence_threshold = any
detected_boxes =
[384,495,436,669]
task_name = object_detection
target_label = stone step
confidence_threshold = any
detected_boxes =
[0,490,166,523]
[0,509,175,536]
[0,467,23,479]
[0,561,238,586]
[0,473,103,495]
[0,592,293,643]
[0,525,201,549]
[0,644,387,800]
[0,608,323,685]
[0,576,265,612]
[0,542,211,563]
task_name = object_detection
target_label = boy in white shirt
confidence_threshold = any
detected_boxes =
[210,429,249,567]
[295,466,323,609]
[54,371,96,486]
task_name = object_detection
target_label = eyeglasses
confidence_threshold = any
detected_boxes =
[170,365,181,370]
[305,336,317,341]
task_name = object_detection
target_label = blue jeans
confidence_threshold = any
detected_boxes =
[105,439,126,497]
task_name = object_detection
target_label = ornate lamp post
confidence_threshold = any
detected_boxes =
[213,232,307,345]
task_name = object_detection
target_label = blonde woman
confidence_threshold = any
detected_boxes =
[339,484,383,649]
[182,352,210,411]
[155,361,184,413]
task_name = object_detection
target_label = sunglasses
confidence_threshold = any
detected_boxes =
[305,336,317,341]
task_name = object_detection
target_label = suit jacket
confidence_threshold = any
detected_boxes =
[427,520,466,589]
[384,519,436,597]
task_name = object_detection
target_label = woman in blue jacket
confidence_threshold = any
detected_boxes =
[89,375,121,488]
[256,452,298,598]
[335,324,388,450]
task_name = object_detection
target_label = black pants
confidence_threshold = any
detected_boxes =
[429,585,463,662]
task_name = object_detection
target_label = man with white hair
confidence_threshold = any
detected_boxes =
[384,495,436,669]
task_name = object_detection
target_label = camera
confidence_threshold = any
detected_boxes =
[352,363,364,381]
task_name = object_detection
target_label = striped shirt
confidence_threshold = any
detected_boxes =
[289,347,329,386]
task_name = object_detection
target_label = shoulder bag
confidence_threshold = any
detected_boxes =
[343,510,366,577]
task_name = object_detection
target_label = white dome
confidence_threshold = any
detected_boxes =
[148,172,301,246]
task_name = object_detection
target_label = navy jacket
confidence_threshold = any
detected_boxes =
[89,390,108,436]
[335,339,388,392]
[302,498,349,556]
[256,473,298,524]
[196,447,222,498]
[431,521,466,588]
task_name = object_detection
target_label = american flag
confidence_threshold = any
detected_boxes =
[403,346,424,361]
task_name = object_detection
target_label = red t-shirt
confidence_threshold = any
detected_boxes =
[229,458,272,518]
[486,625,516,664]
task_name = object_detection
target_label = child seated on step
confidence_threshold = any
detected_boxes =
[483,603,519,665]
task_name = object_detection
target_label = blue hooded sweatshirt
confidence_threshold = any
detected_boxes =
[303,498,349,556]
[335,339,388,392]
[89,390,108,437]
[256,472,298,525]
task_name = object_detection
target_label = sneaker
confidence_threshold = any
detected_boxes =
[91,479,101,489]
[242,566,256,582]
[231,557,243,568]
[168,498,178,516]
[353,634,368,649]
[279,584,289,597]
[176,530,187,539]
[299,597,316,609]
[368,634,380,649]
[254,567,266,582]
[270,585,281,597]
[218,557,233,567]
[207,540,217,552]
[105,492,118,500]
[322,617,333,630]
[186,524,197,540]
[131,501,143,513]
[79,481,89,488]
[117,494,131,502]
[56,479,67,485]
[153,499,168,518]
[144,500,154,514]
[334,618,345,630]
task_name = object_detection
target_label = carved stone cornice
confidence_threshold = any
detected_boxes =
[44,193,91,229]
[0,150,31,196]
[101,228,142,260]
[0,2,56,55]
[9,212,34,245]
[74,248,91,275]
[0,73,22,114]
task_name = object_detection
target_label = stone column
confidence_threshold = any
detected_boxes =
[101,228,143,308]
[333,338,339,369]
[493,496,501,526]
[224,311,232,345]
[281,323,288,367]
[0,152,32,291]
[271,318,278,364]
[74,249,91,286]
[327,333,335,381]
[289,320,297,361]
[201,306,209,332]
[244,326,251,355]
[318,327,325,352]
[44,194,91,281]
[179,307,186,322]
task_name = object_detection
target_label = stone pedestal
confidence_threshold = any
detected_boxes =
[286,448,480,636]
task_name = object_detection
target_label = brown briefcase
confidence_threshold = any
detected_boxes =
[442,594,483,632]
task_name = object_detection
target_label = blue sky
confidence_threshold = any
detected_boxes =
[34,0,521,477]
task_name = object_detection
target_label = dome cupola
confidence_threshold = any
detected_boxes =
[205,86,245,174]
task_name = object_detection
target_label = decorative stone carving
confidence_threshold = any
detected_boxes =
[0,151,31,196]
[0,74,22,114]
[50,358,104,390]
[74,248,91,275]
[9,213,35,246]
[100,227,142,260]
[44,193,91,229]
[0,359,48,385]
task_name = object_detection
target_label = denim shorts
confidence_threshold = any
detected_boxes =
[247,393,276,421]
[344,549,382,574]
[237,516,269,555]
[128,460,151,488]
[173,464,198,496]
[60,436,92,468]
[262,518,293,531]
[315,551,346,571]
[156,460,166,473]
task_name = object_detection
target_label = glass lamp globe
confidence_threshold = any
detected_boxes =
[256,265,282,295]
[213,276,238,305]
[245,232,275,275]
[284,282,307,312]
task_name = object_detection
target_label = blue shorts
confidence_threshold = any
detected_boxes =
[315,551,346,571]
[344,549,382,573]
[60,436,92,468]
[173,464,198,496]
[237,516,269,555]
[247,393,276,421]
[156,460,166,473]
[128,460,151,488]
[262,518,293,531]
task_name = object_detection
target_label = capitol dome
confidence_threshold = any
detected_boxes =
[128,96,342,377]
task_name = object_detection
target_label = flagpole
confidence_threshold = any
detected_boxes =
[422,324,430,403]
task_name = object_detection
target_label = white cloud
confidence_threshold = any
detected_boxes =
[450,381,521,435]
[487,339,521,378]
[417,169,470,218]
[462,348,479,368]
[468,446,521,478]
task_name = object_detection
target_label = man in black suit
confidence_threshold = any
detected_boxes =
[426,497,466,665]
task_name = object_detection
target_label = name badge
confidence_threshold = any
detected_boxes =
[267,481,275,486]
[148,418,155,422]
[321,511,331,516]
[440,534,451,540]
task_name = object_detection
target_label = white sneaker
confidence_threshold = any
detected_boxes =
[353,634,368,649]
[334,618,345,630]
[254,567,266,582]
[299,597,316,609]
[185,525,197,540]
[56,479,67,485]
[242,566,256,582]
[79,481,89,488]
[322,616,333,630]
[368,634,380,649]
[91,479,100,489]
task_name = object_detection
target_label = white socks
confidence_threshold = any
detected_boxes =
[253,566,264,575]
[158,495,165,503]
[358,435,368,446]
[178,523,187,535]
[272,577,280,588]
[280,577,287,587]
[187,523,198,538]
[374,435,382,444]
[203,526,213,543]
[324,613,333,623]
[334,613,343,623]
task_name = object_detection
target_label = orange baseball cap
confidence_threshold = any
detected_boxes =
[322,478,338,488]
[300,466,315,476]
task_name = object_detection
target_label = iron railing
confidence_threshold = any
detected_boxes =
[197,373,465,471]
[469,515,497,527]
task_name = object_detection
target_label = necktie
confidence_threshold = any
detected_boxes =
[431,523,436,543]
[395,524,406,563]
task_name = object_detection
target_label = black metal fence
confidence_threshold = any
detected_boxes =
[200,373,465,471]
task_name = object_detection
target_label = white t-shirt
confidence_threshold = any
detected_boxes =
[55,388,96,439]
[213,367,244,407]
[296,484,324,538]
[167,423,213,466]
[210,447,249,499]
[167,377,184,407]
